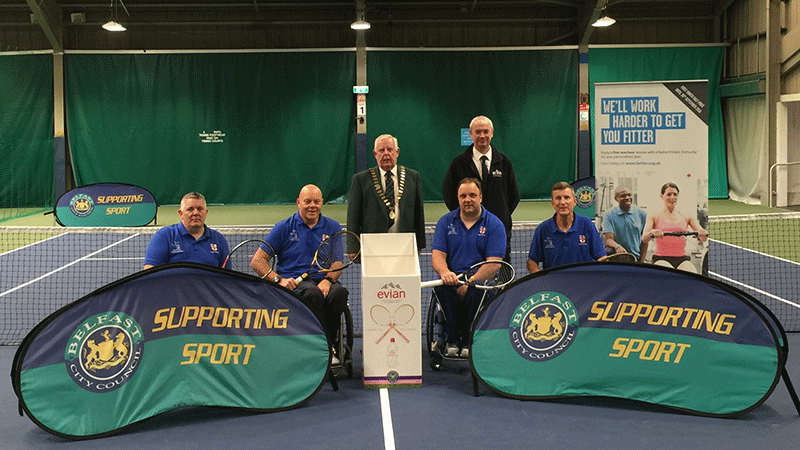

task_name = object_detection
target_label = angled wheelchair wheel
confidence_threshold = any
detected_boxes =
[332,303,354,378]
[426,291,444,371]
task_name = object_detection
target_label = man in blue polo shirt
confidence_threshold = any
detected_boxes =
[250,184,348,360]
[527,181,606,273]
[432,177,506,358]
[143,191,229,269]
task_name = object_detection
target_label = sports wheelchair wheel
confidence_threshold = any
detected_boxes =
[331,303,354,378]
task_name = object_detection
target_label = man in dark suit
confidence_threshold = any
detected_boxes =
[442,116,519,261]
[347,134,426,250]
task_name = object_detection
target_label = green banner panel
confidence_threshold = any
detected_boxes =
[65,52,355,205]
[0,54,54,208]
[367,49,578,201]
[472,263,786,417]
[13,264,330,438]
[54,183,157,226]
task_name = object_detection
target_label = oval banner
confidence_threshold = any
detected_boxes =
[12,263,329,439]
[471,262,787,417]
[54,183,157,227]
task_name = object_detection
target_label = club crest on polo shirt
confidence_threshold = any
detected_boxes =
[579,234,587,245]
[210,243,218,253]
[170,241,183,254]
[544,237,555,249]
[64,312,145,393]
[289,229,299,241]
[509,291,579,362]
[447,224,457,235]
[479,226,486,235]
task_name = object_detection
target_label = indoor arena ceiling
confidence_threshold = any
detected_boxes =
[3,0,735,51]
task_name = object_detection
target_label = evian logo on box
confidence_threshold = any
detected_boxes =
[377,283,406,299]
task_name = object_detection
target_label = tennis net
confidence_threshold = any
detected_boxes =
[0,215,798,344]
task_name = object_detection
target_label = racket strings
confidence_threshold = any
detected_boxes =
[465,262,515,288]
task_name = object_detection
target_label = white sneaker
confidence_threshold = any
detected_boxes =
[445,345,459,357]
[459,348,469,358]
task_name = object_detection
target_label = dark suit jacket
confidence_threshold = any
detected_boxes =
[347,165,426,249]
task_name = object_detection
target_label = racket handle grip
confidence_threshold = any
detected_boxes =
[420,279,444,289]
[294,276,303,284]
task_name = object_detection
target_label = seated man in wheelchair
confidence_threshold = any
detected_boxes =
[432,178,506,358]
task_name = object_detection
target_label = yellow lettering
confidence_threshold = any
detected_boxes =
[609,338,690,364]
[715,314,735,335]
[181,343,196,365]
[180,306,199,327]
[609,337,627,358]
[153,308,169,332]
[588,301,607,321]
[181,343,256,365]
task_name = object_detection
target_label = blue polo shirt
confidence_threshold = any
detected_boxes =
[529,213,605,270]
[602,205,648,258]
[144,223,230,267]
[262,213,342,281]
[432,207,506,274]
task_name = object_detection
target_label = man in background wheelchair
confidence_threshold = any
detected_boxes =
[431,178,507,359]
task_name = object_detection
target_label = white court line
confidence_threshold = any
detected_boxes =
[0,232,68,257]
[86,257,145,261]
[379,388,396,450]
[0,233,141,299]
[709,271,800,309]
[711,238,800,267]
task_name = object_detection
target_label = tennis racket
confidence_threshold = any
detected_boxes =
[223,239,275,278]
[420,260,515,290]
[604,252,637,263]
[371,304,414,344]
[294,230,360,284]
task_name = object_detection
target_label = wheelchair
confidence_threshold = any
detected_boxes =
[425,287,490,371]
[329,301,354,378]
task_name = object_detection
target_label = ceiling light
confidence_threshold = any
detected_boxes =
[102,0,130,32]
[592,1,615,27]
[102,20,126,32]
[350,11,370,30]
[592,13,616,27]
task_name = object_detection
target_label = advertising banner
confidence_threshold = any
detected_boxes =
[54,183,157,227]
[594,81,709,273]
[12,264,329,438]
[471,263,787,417]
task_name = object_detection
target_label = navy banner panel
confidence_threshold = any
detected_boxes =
[471,262,787,417]
[12,263,329,439]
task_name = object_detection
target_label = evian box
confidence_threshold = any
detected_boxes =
[360,233,421,388]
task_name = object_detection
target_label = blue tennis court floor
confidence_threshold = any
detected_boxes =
[3,334,800,450]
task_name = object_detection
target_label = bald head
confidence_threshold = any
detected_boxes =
[297,184,323,226]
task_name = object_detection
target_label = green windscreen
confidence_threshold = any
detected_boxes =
[588,46,727,198]
[65,52,356,205]
[0,54,54,217]
[367,49,578,201]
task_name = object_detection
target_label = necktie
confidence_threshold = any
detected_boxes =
[481,155,489,185]
[385,171,395,226]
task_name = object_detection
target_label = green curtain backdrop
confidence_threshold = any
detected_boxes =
[367,49,578,201]
[588,46,727,198]
[0,54,54,208]
[66,52,355,205]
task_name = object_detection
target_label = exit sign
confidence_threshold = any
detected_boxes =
[353,86,369,94]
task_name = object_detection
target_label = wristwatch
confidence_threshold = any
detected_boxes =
[272,275,281,283]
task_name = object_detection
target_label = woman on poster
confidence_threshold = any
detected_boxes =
[641,182,708,273]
